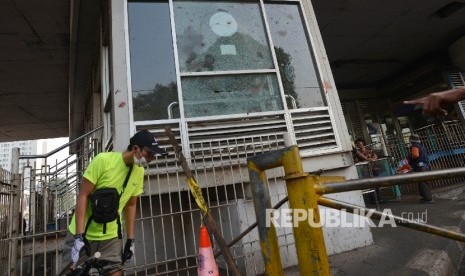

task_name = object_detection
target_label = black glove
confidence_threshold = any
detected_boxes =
[122,239,135,264]
[71,234,90,266]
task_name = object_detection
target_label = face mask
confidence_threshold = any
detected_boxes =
[134,149,149,167]
[134,156,148,167]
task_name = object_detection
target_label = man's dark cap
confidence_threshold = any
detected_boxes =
[409,134,421,143]
[130,129,167,156]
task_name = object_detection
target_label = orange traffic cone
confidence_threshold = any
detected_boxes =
[198,226,219,276]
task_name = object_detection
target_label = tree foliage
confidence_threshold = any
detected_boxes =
[133,82,178,120]
[275,46,299,108]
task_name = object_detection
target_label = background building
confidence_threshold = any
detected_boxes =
[0,140,37,172]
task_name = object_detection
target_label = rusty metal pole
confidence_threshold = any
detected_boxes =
[316,167,465,195]
[165,127,242,276]
[318,196,465,242]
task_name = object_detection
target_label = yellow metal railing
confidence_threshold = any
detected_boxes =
[247,146,333,275]
[246,145,465,276]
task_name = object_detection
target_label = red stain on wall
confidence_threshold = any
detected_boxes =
[323,81,332,92]
[118,102,126,108]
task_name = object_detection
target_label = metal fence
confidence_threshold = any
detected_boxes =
[1,132,297,275]
[0,167,12,274]
[385,120,465,194]
[0,128,101,276]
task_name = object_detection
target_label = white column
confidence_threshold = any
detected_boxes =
[110,0,131,151]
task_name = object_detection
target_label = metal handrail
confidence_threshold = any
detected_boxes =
[168,101,178,119]
[317,196,465,242]
[285,94,297,109]
[19,125,103,159]
[316,167,465,194]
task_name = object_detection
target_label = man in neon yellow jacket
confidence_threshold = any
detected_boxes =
[61,129,167,275]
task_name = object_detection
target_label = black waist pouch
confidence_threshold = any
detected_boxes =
[91,188,120,223]
[85,188,122,237]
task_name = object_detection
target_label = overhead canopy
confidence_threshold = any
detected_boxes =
[1,0,464,142]
[0,0,70,142]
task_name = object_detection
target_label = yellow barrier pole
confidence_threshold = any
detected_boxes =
[248,158,284,275]
[282,147,330,276]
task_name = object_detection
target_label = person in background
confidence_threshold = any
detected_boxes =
[353,138,378,163]
[407,134,433,204]
[60,129,167,275]
[403,87,460,203]
[404,87,465,115]
[352,138,382,203]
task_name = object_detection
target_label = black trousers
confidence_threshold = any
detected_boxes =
[369,188,382,204]
[416,166,432,201]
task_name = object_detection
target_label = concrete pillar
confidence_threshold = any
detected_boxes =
[110,0,131,151]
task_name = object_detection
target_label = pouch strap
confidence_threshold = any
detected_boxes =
[84,214,93,236]
[120,166,133,196]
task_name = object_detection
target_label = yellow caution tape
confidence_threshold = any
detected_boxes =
[187,177,208,214]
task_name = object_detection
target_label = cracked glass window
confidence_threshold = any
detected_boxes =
[182,74,282,118]
[174,0,282,117]
[173,1,274,72]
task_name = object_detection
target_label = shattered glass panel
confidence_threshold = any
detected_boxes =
[173,1,274,72]
[182,74,282,117]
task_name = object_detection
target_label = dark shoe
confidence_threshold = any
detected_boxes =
[419,198,434,204]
